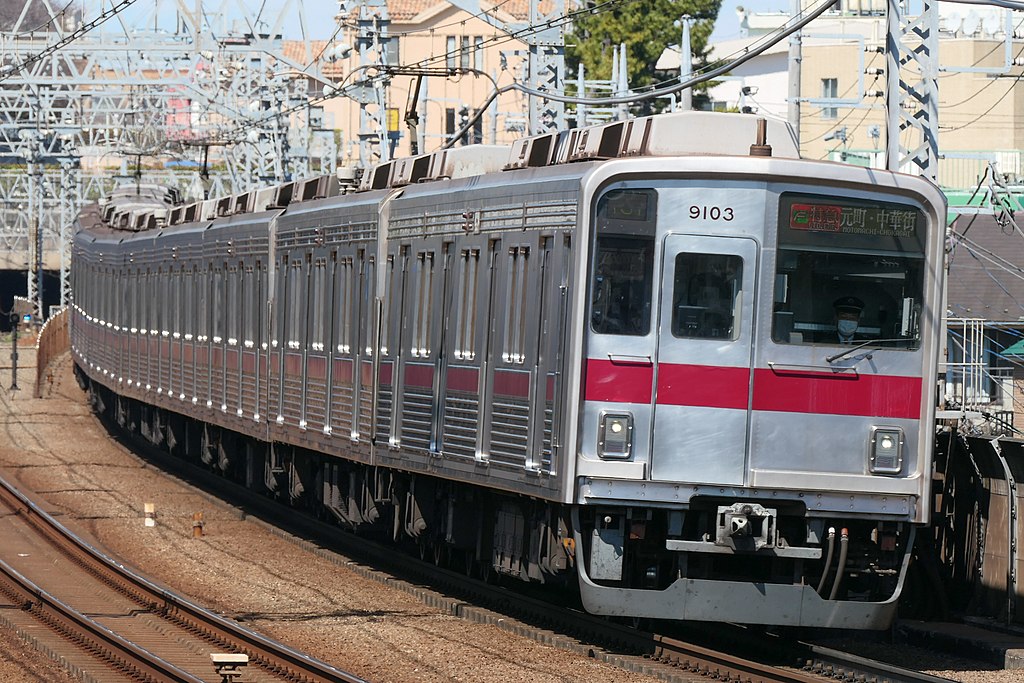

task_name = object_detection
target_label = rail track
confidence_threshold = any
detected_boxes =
[115,422,958,683]
[0,472,367,683]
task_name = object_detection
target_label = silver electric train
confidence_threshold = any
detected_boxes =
[71,111,946,629]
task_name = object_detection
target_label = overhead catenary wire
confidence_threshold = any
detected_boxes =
[199,0,838,149]
[0,0,140,83]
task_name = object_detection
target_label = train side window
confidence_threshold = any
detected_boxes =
[333,256,354,354]
[227,265,239,345]
[503,245,529,364]
[286,258,304,350]
[308,257,326,351]
[172,268,181,337]
[362,255,375,356]
[671,253,743,340]
[380,254,395,357]
[454,248,480,361]
[411,251,434,357]
[184,266,194,339]
[241,266,253,347]
[212,265,224,343]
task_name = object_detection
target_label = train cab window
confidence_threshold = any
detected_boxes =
[772,193,925,348]
[671,254,742,340]
[590,189,657,336]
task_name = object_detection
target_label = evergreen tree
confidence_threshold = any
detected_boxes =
[566,0,722,109]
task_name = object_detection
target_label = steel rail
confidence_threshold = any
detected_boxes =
[0,474,369,683]
[0,556,205,683]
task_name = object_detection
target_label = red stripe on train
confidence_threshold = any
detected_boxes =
[751,369,921,419]
[657,364,750,410]
[584,359,654,404]
[584,359,922,419]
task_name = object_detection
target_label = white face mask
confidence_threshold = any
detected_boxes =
[837,319,858,337]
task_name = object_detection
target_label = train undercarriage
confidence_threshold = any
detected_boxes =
[80,368,916,628]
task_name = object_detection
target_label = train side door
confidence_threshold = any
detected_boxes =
[651,235,757,486]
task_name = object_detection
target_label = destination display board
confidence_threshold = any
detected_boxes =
[779,193,926,253]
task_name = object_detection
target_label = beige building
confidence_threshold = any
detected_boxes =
[801,32,1024,185]
[286,0,535,165]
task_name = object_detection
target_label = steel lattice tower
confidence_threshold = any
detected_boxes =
[0,0,338,317]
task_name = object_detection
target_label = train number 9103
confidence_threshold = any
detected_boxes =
[689,205,734,221]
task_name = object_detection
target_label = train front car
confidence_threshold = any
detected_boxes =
[572,125,946,628]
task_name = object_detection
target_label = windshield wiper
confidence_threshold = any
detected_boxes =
[825,338,914,364]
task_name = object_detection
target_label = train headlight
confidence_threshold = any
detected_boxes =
[598,412,633,459]
[869,427,903,474]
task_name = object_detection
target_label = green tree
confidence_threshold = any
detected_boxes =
[567,0,722,108]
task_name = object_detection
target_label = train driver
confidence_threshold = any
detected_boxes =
[834,296,865,344]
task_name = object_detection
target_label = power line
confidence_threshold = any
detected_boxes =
[0,0,140,83]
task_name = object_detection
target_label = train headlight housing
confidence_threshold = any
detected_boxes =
[598,412,633,459]
[869,427,903,474]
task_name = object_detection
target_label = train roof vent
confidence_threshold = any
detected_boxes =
[621,111,799,158]
[215,196,232,217]
[505,134,554,170]
[183,202,199,223]
[313,173,340,199]
[234,192,250,214]
[425,146,508,181]
[550,129,579,164]
[251,187,276,212]
[295,175,339,202]
[169,206,184,225]
[199,199,217,221]
[391,154,431,186]
[269,182,294,209]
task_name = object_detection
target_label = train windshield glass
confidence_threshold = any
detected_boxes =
[590,189,657,336]
[772,193,926,348]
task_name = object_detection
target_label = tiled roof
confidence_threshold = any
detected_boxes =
[948,212,1024,322]
[281,40,344,79]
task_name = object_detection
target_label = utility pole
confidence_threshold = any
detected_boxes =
[9,313,18,391]
[787,0,802,145]
[678,16,693,112]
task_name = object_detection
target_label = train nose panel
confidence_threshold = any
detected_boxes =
[650,235,758,486]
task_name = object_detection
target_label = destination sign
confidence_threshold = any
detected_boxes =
[789,202,919,238]
[603,190,650,222]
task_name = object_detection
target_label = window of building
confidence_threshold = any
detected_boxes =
[385,36,399,65]
[473,36,483,70]
[460,36,470,69]
[821,77,838,119]
[446,107,456,142]
[446,36,456,69]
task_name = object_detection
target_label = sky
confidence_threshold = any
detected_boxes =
[709,1,792,42]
